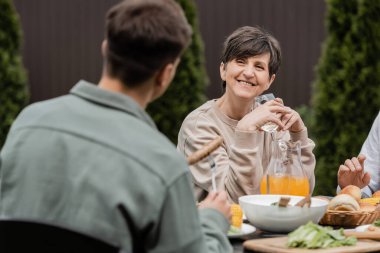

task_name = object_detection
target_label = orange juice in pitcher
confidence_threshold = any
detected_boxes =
[260,140,309,196]
[260,175,309,196]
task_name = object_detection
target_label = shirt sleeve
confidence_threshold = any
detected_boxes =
[360,112,380,196]
[150,173,232,253]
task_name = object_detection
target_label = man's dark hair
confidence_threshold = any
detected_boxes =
[220,26,282,90]
[105,0,192,87]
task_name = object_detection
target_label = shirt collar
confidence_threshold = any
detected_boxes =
[70,80,157,129]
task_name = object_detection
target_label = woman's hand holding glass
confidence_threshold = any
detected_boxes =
[236,98,289,132]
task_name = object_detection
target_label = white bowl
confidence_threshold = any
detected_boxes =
[239,194,329,233]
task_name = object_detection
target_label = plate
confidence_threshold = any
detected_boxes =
[227,223,256,238]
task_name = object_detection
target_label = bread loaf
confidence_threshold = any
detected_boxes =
[328,194,360,211]
[372,190,380,198]
[339,185,361,202]
[359,202,376,212]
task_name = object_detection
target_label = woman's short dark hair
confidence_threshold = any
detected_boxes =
[220,26,282,89]
[105,0,192,87]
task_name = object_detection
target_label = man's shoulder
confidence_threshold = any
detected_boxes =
[123,128,189,181]
[11,95,189,183]
[11,96,71,128]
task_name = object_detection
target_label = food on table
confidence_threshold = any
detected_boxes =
[339,185,361,202]
[374,219,380,227]
[359,197,380,206]
[295,195,311,207]
[372,190,380,198]
[278,196,291,207]
[320,186,380,227]
[271,195,311,208]
[270,196,292,207]
[230,204,243,230]
[359,202,377,212]
[314,196,330,203]
[367,225,380,231]
[328,194,360,211]
[359,219,380,232]
[228,225,242,235]
[287,222,356,249]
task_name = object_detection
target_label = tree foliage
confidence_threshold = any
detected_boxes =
[0,0,29,148]
[147,0,207,144]
[312,0,380,195]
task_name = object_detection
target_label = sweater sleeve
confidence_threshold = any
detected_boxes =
[177,110,265,203]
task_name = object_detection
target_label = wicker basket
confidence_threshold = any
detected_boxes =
[319,210,380,228]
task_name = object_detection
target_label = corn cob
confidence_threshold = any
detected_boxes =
[230,204,243,228]
[359,198,380,206]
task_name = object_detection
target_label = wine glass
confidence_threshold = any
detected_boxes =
[255,93,278,140]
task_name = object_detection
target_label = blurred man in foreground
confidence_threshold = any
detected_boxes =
[0,0,232,252]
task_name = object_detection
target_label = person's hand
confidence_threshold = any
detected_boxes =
[280,107,306,132]
[337,154,371,189]
[198,191,231,221]
[236,98,290,131]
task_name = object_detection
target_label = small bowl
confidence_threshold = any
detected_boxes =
[239,194,329,233]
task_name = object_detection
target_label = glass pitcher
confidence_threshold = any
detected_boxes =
[260,139,309,196]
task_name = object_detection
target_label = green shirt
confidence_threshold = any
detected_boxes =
[0,80,232,253]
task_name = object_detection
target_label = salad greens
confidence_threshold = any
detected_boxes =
[287,222,356,249]
[228,225,241,235]
[373,219,380,227]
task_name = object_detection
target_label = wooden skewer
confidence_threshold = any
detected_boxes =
[186,137,223,165]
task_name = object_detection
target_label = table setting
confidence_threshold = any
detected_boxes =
[187,132,380,253]
[228,189,380,253]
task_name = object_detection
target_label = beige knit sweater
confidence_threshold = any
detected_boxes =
[177,100,316,203]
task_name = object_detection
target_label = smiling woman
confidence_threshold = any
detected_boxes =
[177,25,316,204]
[220,53,273,102]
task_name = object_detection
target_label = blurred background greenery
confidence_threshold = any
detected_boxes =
[147,0,208,144]
[306,0,380,195]
[0,0,29,148]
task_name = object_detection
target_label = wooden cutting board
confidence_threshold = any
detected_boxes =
[243,237,380,253]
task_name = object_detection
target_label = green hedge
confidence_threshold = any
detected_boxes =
[311,0,380,195]
[147,0,207,144]
[0,0,29,149]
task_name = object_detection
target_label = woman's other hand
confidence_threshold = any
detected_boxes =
[280,107,306,132]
